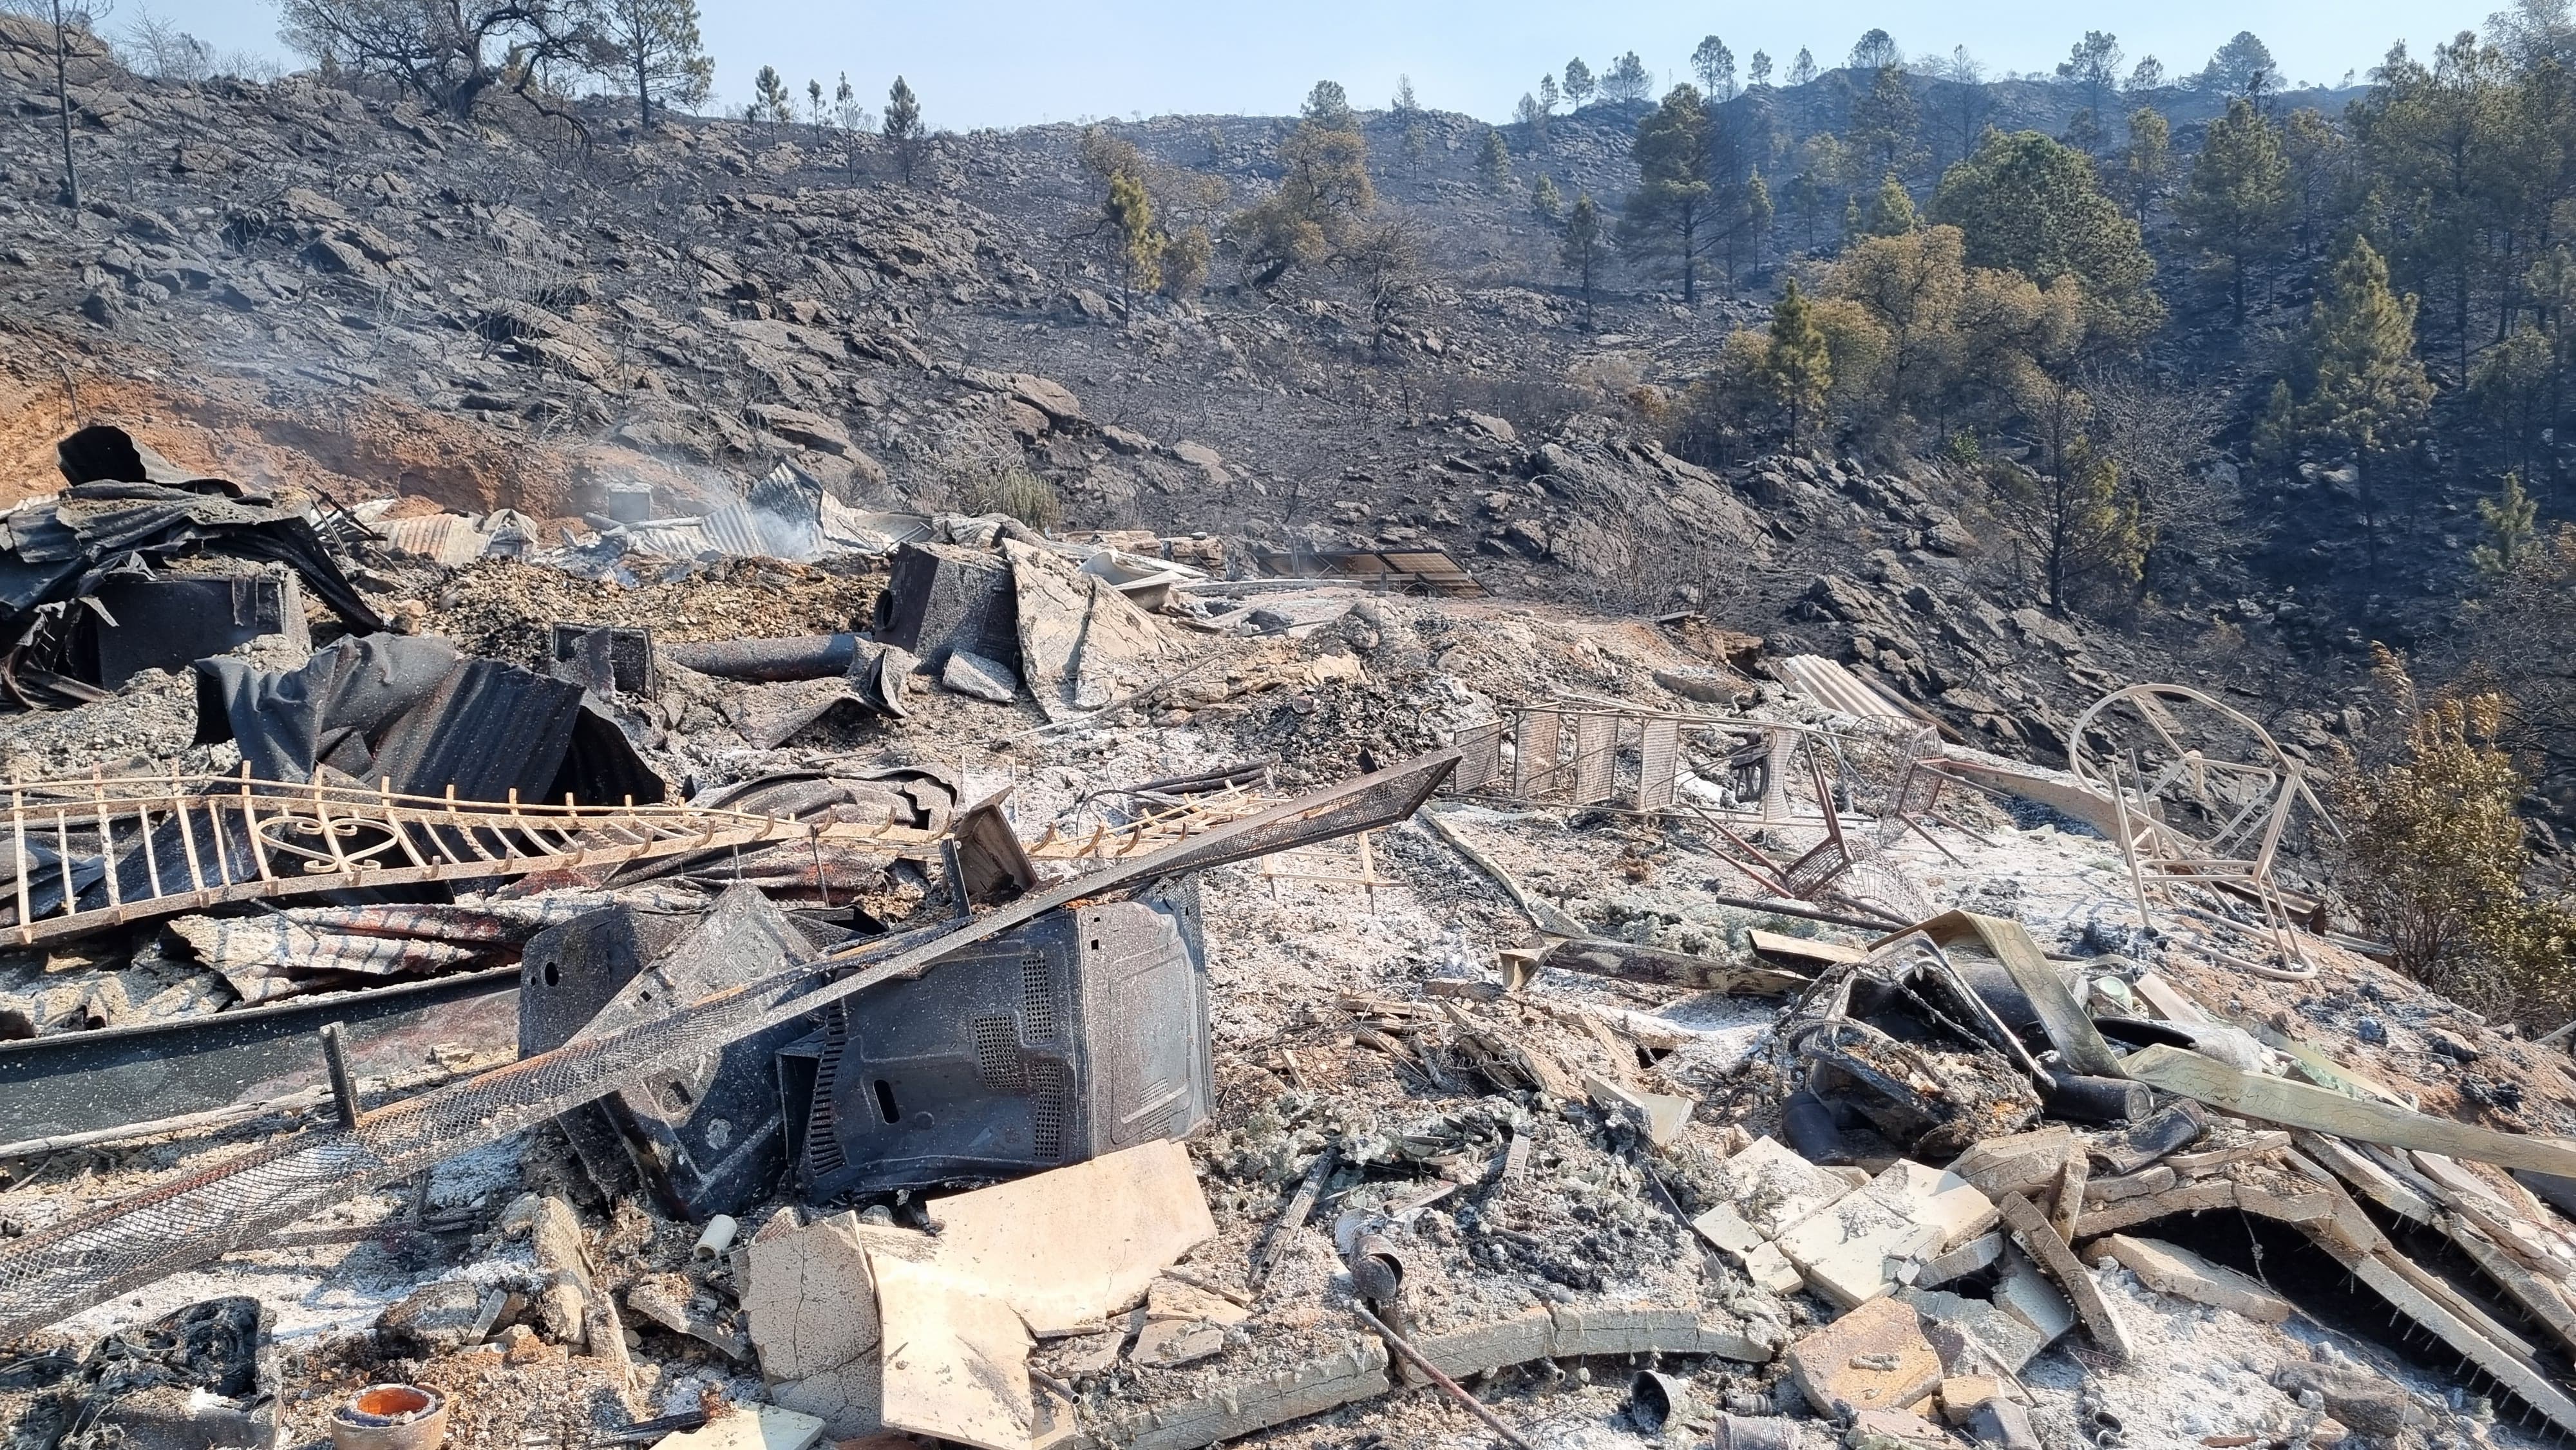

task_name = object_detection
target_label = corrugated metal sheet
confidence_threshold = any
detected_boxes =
[1769,654,1911,721]
[1252,545,1485,596]
[620,520,715,558]
[378,513,495,566]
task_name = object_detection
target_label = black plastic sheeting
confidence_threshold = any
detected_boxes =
[194,635,665,805]
[194,634,460,782]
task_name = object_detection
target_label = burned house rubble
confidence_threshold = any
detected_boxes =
[1,427,2575,1450]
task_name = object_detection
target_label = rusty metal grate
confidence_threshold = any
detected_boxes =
[0,767,946,949]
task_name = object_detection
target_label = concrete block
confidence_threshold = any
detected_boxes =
[1785,1296,1944,1421]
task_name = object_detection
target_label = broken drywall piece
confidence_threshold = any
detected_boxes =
[2099,1234,2293,1323]
[650,1404,827,1450]
[916,1140,1218,1336]
[1691,1135,1857,1263]
[1775,1159,1995,1309]
[743,1210,886,1436]
[871,1252,1036,1450]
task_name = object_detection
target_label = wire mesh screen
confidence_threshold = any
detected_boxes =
[0,752,1458,1339]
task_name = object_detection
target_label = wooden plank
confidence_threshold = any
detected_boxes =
[2443,1216,2576,1362]
[1997,1191,2132,1362]
[2295,1133,2431,1220]
[2339,1250,2576,1435]
[1748,929,1868,967]
[1899,912,2125,1078]
[2129,972,2213,1025]
[2371,1240,2546,1363]
[1539,939,1810,997]
[2121,1044,2576,1179]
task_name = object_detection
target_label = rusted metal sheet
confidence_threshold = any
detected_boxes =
[0,770,945,948]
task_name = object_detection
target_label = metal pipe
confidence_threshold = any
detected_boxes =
[663,634,862,682]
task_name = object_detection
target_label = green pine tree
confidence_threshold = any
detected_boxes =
[1560,192,1610,320]
[2475,471,2540,578]
[2178,97,2290,322]
[1531,173,1562,223]
[1866,171,1916,235]
[2304,236,2435,558]
[1758,279,1834,438]
[1104,171,1165,300]
[1477,128,1513,193]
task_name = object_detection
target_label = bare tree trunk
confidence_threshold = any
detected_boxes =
[50,0,79,208]
[636,52,650,129]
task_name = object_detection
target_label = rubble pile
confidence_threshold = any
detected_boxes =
[0,419,2573,1450]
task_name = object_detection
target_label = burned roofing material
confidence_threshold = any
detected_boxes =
[0,427,384,707]
[194,635,665,805]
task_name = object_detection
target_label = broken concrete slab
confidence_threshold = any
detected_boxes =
[1785,1295,1943,1420]
[2098,1234,2293,1323]
[870,1252,1035,1450]
[1901,1286,2050,1375]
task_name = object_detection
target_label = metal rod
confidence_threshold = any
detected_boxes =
[1352,1303,1538,1450]
[320,1023,361,1129]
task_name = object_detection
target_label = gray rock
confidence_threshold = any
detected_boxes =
[941,649,1019,704]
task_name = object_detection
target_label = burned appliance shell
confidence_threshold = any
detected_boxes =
[788,876,1211,1201]
[520,887,828,1218]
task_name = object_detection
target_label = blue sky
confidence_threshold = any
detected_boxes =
[143,0,2494,127]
